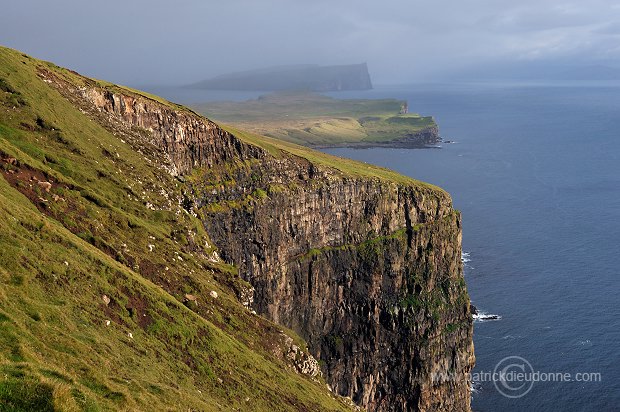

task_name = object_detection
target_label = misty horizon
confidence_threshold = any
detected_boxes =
[3,0,620,87]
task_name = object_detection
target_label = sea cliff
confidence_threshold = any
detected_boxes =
[71,77,475,410]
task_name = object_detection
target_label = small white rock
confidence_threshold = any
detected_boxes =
[63,261,69,266]
[209,291,218,299]
[105,320,111,326]
[128,332,133,339]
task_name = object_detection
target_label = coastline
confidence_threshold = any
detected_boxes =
[191,92,441,148]
[310,126,442,149]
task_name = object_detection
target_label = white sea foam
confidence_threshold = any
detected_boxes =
[461,251,474,271]
[461,251,471,263]
[473,312,502,322]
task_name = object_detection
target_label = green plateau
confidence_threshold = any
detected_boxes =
[192,92,439,147]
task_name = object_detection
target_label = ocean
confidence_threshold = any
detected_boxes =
[323,83,620,411]
[150,82,620,411]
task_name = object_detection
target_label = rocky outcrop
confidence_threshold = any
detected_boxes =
[81,87,265,176]
[323,125,441,149]
[281,333,322,379]
[38,68,264,176]
[53,79,474,411]
[389,125,441,148]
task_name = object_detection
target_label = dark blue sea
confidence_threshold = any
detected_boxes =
[323,83,620,412]
[150,83,620,411]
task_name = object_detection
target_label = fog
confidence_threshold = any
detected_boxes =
[2,0,620,86]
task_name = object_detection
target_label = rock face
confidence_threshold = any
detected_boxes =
[335,125,441,149]
[80,87,263,176]
[192,167,474,411]
[389,125,442,148]
[60,79,474,411]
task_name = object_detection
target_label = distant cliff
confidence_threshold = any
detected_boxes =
[190,63,373,92]
[192,92,440,148]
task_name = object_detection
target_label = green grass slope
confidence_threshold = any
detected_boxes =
[0,46,352,411]
[192,92,437,146]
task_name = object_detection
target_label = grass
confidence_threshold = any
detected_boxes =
[0,45,352,411]
[295,227,410,262]
[193,92,438,146]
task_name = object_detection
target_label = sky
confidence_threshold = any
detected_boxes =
[2,0,620,85]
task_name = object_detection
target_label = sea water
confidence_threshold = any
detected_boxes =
[323,83,620,411]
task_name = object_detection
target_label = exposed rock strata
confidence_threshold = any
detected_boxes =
[315,125,441,149]
[53,78,474,411]
[388,125,442,147]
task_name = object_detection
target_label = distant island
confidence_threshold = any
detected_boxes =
[189,63,373,92]
[193,92,440,148]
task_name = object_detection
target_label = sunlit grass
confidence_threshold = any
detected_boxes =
[193,92,437,146]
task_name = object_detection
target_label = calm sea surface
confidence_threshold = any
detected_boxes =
[323,83,620,412]
[152,83,620,411]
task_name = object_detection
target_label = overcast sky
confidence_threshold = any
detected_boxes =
[2,0,620,85]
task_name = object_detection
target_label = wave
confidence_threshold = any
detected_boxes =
[461,251,471,263]
[461,251,474,271]
[473,311,502,322]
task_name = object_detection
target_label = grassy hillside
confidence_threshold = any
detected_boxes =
[0,46,354,411]
[193,92,437,147]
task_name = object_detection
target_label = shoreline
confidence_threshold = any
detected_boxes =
[311,139,443,150]
[311,126,443,150]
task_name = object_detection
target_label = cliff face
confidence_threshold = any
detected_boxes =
[81,87,264,176]
[191,163,474,411]
[390,125,441,148]
[52,73,474,411]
